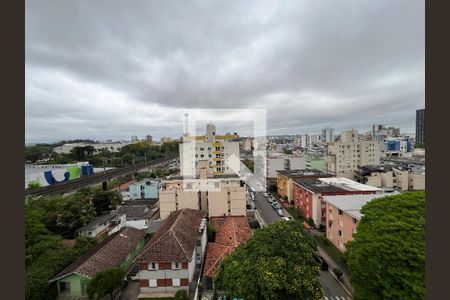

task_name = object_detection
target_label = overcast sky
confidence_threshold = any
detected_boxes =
[25,0,424,143]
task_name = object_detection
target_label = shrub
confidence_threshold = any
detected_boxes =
[334,268,343,280]
[175,289,188,300]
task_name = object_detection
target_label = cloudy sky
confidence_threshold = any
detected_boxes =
[25,0,424,143]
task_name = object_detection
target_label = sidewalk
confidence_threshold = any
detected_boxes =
[318,246,353,294]
[283,208,354,294]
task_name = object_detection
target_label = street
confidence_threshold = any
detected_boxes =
[253,191,352,300]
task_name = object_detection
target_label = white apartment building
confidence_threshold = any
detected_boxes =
[326,130,381,179]
[180,124,240,176]
[321,127,334,143]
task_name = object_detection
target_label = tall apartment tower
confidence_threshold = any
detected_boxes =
[180,124,240,176]
[326,129,381,179]
[321,127,334,143]
[415,108,425,145]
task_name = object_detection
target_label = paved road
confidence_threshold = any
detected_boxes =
[319,270,352,300]
[253,191,352,300]
[253,191,282,224]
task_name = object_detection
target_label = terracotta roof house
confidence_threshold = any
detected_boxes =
[136,208,208,297]
[50,227,146,299]
[202,216,253,290]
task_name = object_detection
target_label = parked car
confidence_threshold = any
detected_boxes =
[276,209,284,216]
[271,202,281,210]
[263,192,269,197]
[316,256,329,271]
[281,216,292,221]
[267,197,273,203]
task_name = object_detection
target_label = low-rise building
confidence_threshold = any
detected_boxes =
[136,209,208,296]
[50,227,146,298]
[202,216,253,290]
[323,192,399,251]
[159,174,246,219]
[266,154,306,179]
[293,177,382,228]
[129,180,160,200]
[76,212,126,240]
[356,165,425,191]
[276,169,334,203]
[116,204,159,230]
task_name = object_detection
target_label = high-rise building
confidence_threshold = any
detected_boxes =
[180,123,240,176]
[131,135,138,142]
[145,135,153,142]
[416,108,425,145]
[321,127,334,143]
[326,129,381,179]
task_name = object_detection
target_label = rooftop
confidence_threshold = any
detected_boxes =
[50,227,146,281]
[136,209,207,263]
[319,177,381,191]
[322,191,399,220]
[76,212,123,233]
[116,205,158,221]
[293,178,348,193]
[277,169,333,179]
[203,216,253,278]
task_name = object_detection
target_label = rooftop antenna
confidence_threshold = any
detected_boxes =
[183,113,189,136]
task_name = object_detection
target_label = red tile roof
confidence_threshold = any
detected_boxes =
[50,227,146,281]
[137,209,207,263]
[203,217,253,277]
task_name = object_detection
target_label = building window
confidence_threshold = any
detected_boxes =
[172,278,181,287]
[148,262,158,270]
[149,279,157,287]
[173,262,181,269]
[338,230,343,237]
[338,209,343,215]
[353,218,358,224]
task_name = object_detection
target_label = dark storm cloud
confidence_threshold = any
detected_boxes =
[25,0,424,142]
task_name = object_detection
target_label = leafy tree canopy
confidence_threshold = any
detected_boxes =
[86,268,125,300]
[345,191,425,300]
[215,221,323,300]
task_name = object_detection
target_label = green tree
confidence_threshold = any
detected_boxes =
[215,221,323,300]
[86,268,125,300]
[243,159,254,172]
[92,190,123,214]
[55,193,96,238]
[345,191,425,300]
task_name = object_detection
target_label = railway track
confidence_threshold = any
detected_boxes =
[25,156,177,196]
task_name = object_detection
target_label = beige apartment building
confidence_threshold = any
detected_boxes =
[323,192,399,252]
[326,129,381,179]
[357,165,425,191]
[159,160,247,219]
[180,123,240,177]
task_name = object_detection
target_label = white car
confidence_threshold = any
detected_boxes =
[263,192,269,197]
[276,209,284,216]
[281,216,292,221]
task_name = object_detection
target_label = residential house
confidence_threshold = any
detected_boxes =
[76,212,126,240]
[202,216,253,290]
[50,227,146,299]
[136,209,208,297]
[116,204,159,230]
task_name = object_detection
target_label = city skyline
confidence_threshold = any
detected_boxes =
[26,1,424,143]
